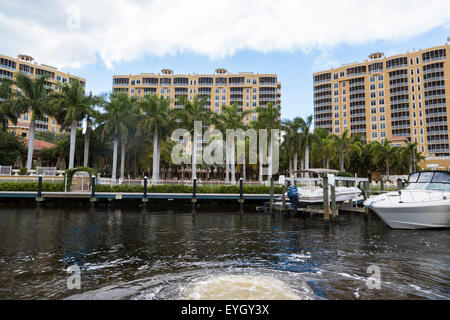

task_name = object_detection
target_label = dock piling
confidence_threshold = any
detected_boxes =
[239,178,244,212]
[269,178,274,212]
[331,183,337,217]
[36,175,43,202]
[90,176,96,204]
[142,176,148,203]
[281,183,286,211]
[323,176,329,220]
[380,179,384,191]
[192,178,197,211]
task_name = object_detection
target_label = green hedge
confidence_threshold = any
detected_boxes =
[0,182,282,194]
[96,184,283,194]
[0,182,64,192]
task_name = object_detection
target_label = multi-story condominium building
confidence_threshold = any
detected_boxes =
[0,54,86,138]
[112,69,281,125]
[313,44,450,169]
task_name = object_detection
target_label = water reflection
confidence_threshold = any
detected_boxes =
[0,205,448,300]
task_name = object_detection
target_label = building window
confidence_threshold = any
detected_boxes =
[371,116,376,122]
[371,108,377,114]
[334,98,339,103]
[335,128,340,133]
[370,76,375,82]
[131,80,135,85]
[340,72,345,77]
[335,120,339,125]
[380,123,386,129]
[370,84,375,90]
[216,88,219,93]
[222,88,226,93]
[334,105,339,110]
[371,100,376,106]
[372,132,377,138]
[57,75,61,81]
[378,75,384,81]
[334,83,338,88]
[335,113,339,118]
[372,124,377,130]
[130,89,135,94]
[380,115,385,121]
[253,79,257,85]
[160,88,164,94]
[379,83,384,89]
[380,131,385,138]
[334,90,338,96]
[252,102,257,107]
[379,107,385,113]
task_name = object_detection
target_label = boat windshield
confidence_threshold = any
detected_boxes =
[406,171,450,191]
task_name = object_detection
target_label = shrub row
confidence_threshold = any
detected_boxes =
[0,182,282,194]
[96,184,283,194]
[0,182,64,192]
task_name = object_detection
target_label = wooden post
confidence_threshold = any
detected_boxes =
[90,176,96,204]
[269,178,274,212]
[364,181,369,214]
[142,176,148,203]
[239,178,244,212]
[323,176,329,220]
[331,184,337,217]
[192,178,197,211]
[36,175,43,202]
[281,183,286,211]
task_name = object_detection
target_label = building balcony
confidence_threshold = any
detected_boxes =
[314,101,332,107]
[424,85,445,91]
[386,64,408,71]
[426,129,449,135]
[424,75,444,83]
[423,67,444,74]
[391,116,410,121]
[113,83,129,87]
[425,94,447,100]
[389,83,409,89]
[0,64,16,71]
[391,124,410,129]
[426,120,448,126]
[352,127,367,133]
[423,56,447,64]
[391,99,409,104]
[314,109,332,115]
[314,88,332,94]
[427,139,449,144]
[349,89,365,95]
[426,112,447,117]
[389,74,408,81]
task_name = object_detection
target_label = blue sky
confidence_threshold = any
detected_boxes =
[1,0,450,121]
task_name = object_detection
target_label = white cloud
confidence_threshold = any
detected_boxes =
[1,0,449,69]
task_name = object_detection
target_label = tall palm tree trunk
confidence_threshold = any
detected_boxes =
[152,128,159,183]
[120,139,126,180]
[259,145,263,183]
[231,138,236,184]
[243,160,246,181]
[340,154,345,172]
[386,159,390,181]
[304,142,310,178]
[68,120,77,169]
[112,134,118,182]
[268,137,273,179]
[26,120,36,169]
[293,152,298,178]
[83,123,90,167]
[289,157,293,177]
[192,134,197,180]
[157,137,161,181]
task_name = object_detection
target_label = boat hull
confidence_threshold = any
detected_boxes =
[367,200,450,229]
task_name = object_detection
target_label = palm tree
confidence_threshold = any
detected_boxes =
[173,95,211,180]
[83,94,104,167]
[213,103,251,183]
[282,119,301,177]
[9,73,52,169]
[327,129,363,172]
[400,142,422,174]
[251,103,281,182]
[311,127,331,169]
[371,139,398,180]
[136,94,172,183]
[298,115,316,177]
[100,92,136,182]
[51,79,91,169]
[0,79,20,130]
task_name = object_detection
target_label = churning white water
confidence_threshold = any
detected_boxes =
[183,274,310,300]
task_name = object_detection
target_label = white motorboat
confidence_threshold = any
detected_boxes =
[286,169,362,207]
[364,171,450,229]
[295,186,362,204]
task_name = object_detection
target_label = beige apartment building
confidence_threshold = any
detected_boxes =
[313,44,450,169]
[112,68,281,125]
[0,54,86,138]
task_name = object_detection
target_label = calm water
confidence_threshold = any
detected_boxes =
[0,204,448,300]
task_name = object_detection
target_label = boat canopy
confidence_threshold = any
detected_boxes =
[408,171,450,184]
[293,169,339,176]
